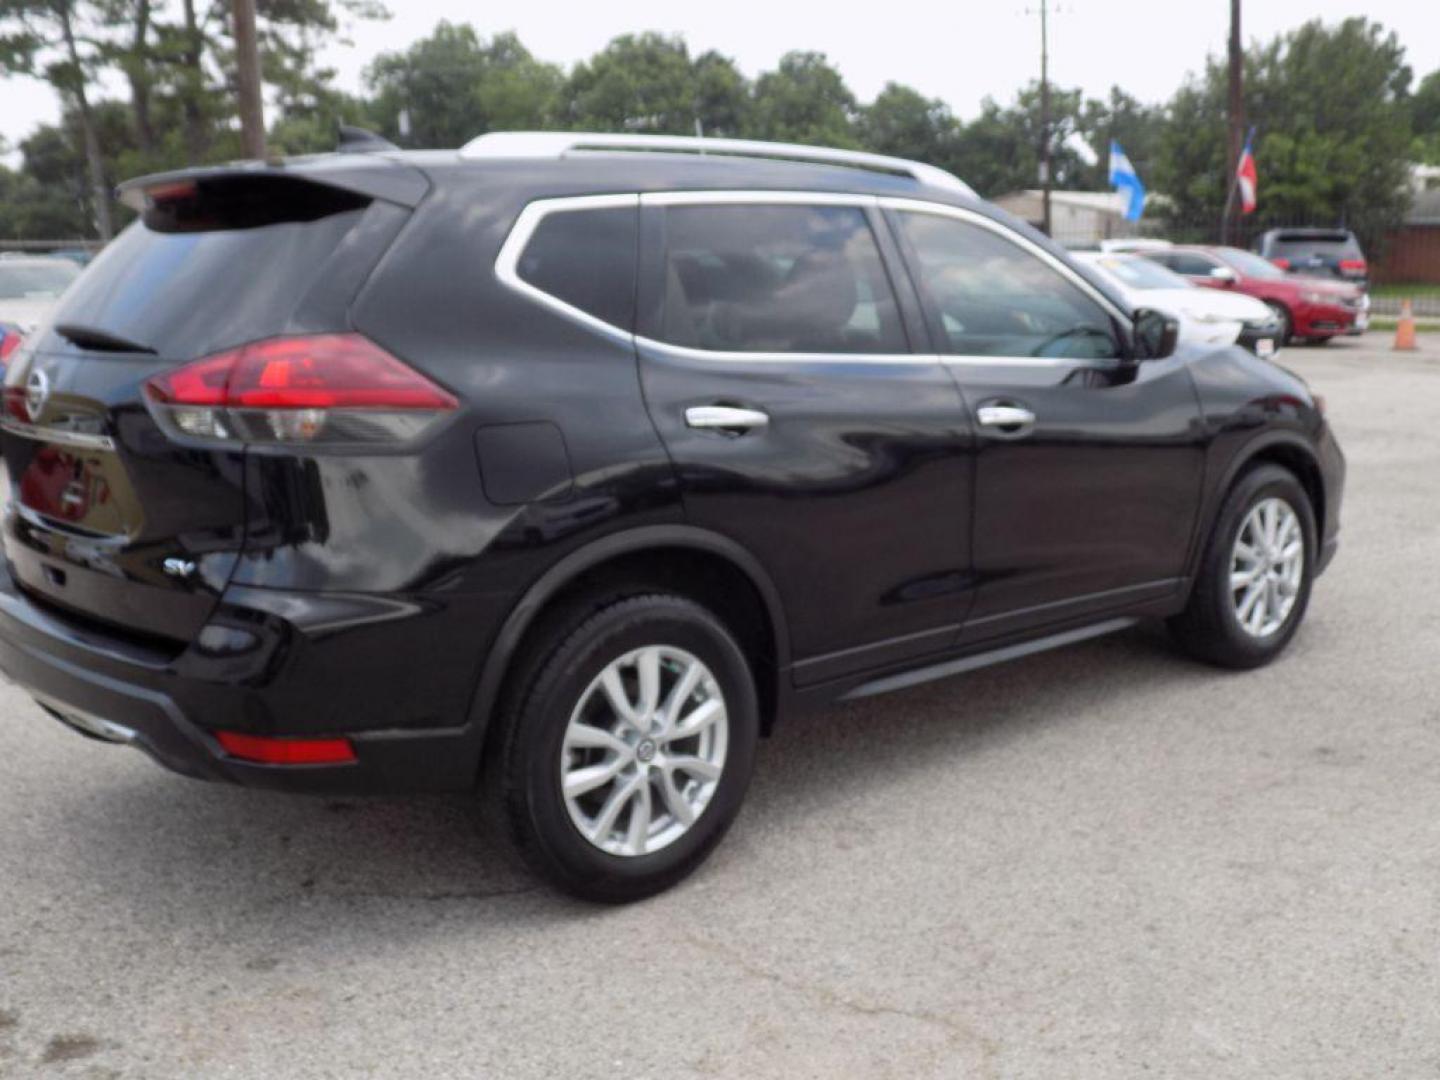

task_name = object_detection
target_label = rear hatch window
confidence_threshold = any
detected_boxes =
[39,177,371,361]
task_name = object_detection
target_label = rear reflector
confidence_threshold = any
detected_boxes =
[215,730,357,765]
[143,333,457,446]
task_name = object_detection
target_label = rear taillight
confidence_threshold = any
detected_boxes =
[143,333,457,446]
[1270,257,1291,270]
[0,323,23,365]
[1339,258,1367,273]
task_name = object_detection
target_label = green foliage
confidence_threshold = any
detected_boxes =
[564,32,700,134]
[0,13,1426,243]
[1155,18,1414,240]
[367,24,561,147]
[1414,69,1440,164]
[856,83,959,168]
[748,51,856,147]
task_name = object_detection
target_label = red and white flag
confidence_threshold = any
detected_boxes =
[1236,130,1258,215]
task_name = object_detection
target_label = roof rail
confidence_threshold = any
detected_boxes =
[458,131,975,196]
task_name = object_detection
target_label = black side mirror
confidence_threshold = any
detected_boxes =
[1132,308,1179,361]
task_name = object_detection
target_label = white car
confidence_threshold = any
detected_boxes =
[0,255,80,364]
[1073,250,1284,357]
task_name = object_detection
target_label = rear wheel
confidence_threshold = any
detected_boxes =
[1169,464,1315,669]
[491,592,758,902]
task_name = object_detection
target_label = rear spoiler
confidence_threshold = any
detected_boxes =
[117,153,430,213]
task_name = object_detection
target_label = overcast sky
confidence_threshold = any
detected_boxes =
[3,0,1437,155]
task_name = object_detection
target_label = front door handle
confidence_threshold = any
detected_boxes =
[685,405,770,433]
[976,404,1036,429]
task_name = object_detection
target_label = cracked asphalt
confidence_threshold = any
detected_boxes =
[2,334,1439,1079]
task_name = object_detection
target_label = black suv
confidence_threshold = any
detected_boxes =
[0,133,1344,900]
[1254,227,1369,288]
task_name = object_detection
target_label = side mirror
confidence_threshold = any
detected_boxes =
[1209,266,1238,285]
[1132,308,1179,361]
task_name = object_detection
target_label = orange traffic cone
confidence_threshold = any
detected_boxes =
[1394,299,1418,351]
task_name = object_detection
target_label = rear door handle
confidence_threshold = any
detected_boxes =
[685,406,770,433]
[976,404,1036,429]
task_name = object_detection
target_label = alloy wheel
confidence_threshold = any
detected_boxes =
[560,645,729,857]
[1229,497,1305,638]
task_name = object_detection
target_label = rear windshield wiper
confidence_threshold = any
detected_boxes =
[53,323,158,355]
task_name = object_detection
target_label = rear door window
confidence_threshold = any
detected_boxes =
[657,204,907,354]
[516,205,638,331]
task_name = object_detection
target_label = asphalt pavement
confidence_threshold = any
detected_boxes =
[1,333,1438,1079]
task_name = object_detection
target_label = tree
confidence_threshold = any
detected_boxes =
[748,51,857,147]
[946,82,1087,198]
[367,24,562,147]
[0,0,119,236]
[1155,18,1414,241]
[1413,68,1440,164]
[563,32,700,134]
[856,82,960,168]
[1076,87,1167,192]
[689,49,749,137]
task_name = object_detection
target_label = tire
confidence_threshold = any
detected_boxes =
[491,592,759,902]
[1168,464,1316,670]
[1264,301,1293,344]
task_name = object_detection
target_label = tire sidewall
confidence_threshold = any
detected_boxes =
[1264,301,1293,344]
[1207,466,1317,664]
[511,598,758,900]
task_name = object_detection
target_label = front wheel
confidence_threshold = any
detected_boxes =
[491,593,759,902]
[1264,301,1293,344]
[1169,464,1316,669]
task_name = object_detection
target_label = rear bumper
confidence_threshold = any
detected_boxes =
[0,565,491,794]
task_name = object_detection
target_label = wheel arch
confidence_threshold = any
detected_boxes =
[1193,431,1326,579]
[465,525,792,768]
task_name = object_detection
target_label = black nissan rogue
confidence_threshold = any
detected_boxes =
[0,132,1344,901]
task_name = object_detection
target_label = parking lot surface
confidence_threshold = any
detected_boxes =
[1,334,1438,1079]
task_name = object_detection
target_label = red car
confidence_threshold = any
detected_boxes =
[1141,245,1368,344]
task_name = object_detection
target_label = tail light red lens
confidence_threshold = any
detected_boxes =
[215,730,357,765]
[1270,257,1291,269]
[1339,258,1367,273]
[0,324,23,364]
[143,333,457,446]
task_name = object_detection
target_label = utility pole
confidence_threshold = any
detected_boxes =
[1221,0,1243,243]
[1038,0,1052,236]
[232,0,266,159]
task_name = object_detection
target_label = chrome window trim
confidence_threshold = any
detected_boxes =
[492,193,640,348]
[634,336,931,367]
[640,190,877,209]
[493,191,1128,368]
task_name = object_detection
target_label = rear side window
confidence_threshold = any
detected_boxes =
[658,204,906,354]
[1268,233,1362,257]
[47,181,372,358]
[516,206,638,331]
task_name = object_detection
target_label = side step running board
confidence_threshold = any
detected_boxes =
[840,617,1140,701]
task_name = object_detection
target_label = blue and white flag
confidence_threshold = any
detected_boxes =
[1108,140,1146,221]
